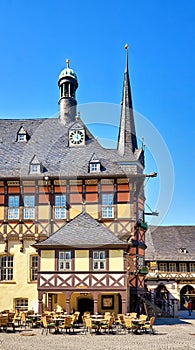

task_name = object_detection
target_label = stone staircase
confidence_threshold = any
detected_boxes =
[141,296,173,318]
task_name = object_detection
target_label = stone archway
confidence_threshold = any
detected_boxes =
[155,283,170,311]
[180,285,195,310]
[77,297,94,321]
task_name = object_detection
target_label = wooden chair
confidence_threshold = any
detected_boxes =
[59,316,74,334]
[139,314,147,321]
[116,313,125,330]
[84,317,99,334]
[0,314,8,332]
[100,316,114,334]
[20,312,33,328]
[41,315,56,335]
[141,316,155,334]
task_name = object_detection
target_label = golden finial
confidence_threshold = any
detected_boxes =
[124,44,128,50]
[66,59,70,68]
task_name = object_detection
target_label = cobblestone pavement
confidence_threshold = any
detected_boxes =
[0,311,195,350]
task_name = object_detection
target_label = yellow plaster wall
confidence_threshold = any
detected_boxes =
[109,250,124,271]
[7,224,20,234]
[38,206,50,220]
[75,250,89,271]
[117,204,130,218]
[0,241,38,312]
[70,205,82,219]
[41,250,55,271]
[85,205,98,218]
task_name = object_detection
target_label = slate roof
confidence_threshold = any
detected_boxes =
[145,226,195,261]
[34,211,127,249]
[0,117,143,178]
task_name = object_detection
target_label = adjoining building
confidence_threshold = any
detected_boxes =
[145,226,195,316]
[0,47,150,314]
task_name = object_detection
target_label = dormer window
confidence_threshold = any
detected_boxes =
[179,248,188,254]
[90,162,100,173]
[29,155,42,174]
[17,126,28,142]
[89,153,101,173]
[31,164,40,174]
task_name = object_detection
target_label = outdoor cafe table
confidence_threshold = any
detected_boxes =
[131,318,145,333]
[90,317,107,334]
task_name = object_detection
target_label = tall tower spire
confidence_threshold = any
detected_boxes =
[117,45,138,156]
[58,59,78,124]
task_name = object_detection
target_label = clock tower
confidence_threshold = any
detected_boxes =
[58,59,78,125]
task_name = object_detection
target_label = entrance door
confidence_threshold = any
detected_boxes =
[78,298,94,321]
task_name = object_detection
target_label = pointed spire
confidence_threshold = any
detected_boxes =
[117,44,138,156]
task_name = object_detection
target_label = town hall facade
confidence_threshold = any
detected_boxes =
[0,47,149,315]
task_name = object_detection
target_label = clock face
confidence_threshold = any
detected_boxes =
[69,130,84,145]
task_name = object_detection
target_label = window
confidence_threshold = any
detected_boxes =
[169,263,176,272]
[90,163,98,172]
[179,263,187,272]
[17,126,28,142]
[93,251,106,270]
[30,164,40,174]
[18,134,26,142]
[15,298,28,311]
[159,263,167,272]
[0,255,13,281]
[90,162,100,173]
[8,196,19,219]
[102,193,113,218]
[24,196,35,219]
[189,263,195,272]
[58,251,71,270]
[55,195,66,219]
[30,255,38,281]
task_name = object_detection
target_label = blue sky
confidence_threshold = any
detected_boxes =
[0,0,194,226]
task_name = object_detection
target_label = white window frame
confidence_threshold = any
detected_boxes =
[30,255,38,281]
[58,251,71,271]
[189,263,195,272]
[30,164,40,174]
[90,162,100,173]
[169,263,176,272]
[93,251,106,270]
[24,195,35,220]
[0,255,13,281]
[102,193,113,218]
[18,134,27,142]
[179,263,187,272]
[15,298,28,311]
[159,263,167,272]
[8,195,19,220]
[55,195,66,219]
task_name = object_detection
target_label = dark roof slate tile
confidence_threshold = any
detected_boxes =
[34,211,127,248]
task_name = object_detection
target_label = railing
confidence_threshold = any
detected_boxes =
[38,271,127,290]
[146,271,195,280]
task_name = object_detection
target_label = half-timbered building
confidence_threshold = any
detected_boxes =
[0,47,148,314]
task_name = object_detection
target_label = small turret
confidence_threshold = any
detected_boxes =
[58,59,78,124]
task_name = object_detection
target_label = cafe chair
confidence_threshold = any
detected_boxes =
[0,314,8,332]
[100,316,114,334]
[139,314,147,321]
[84,317,99,334]
[41,315,56,335]
[59,316,74,334]
[20,312,33,328]
[141,316,155,334]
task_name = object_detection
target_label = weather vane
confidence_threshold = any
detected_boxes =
[66,59,70,68]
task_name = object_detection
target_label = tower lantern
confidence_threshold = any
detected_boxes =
[58,59,78,124]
